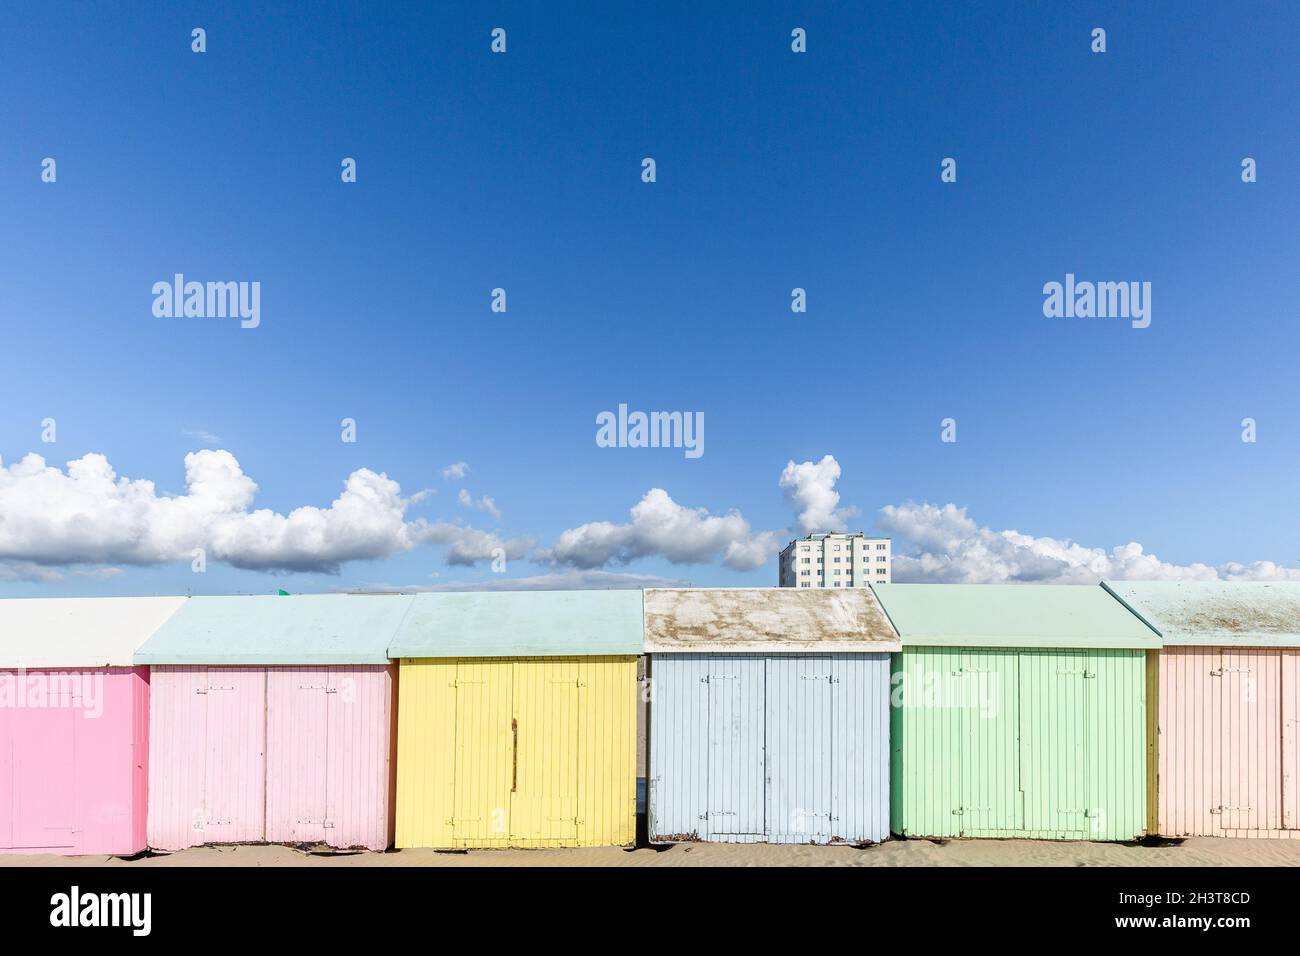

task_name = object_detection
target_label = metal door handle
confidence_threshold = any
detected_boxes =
[511,718,518,793]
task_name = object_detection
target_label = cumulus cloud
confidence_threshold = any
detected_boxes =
[880,502,1300,583]
[415,522,536,567]
[539,488,783,572]
[0,560,64,583]
[442,462,469,480]
[458,489,502,520]
[0,450,496,576]
[345,570,690,593]
[780,455,855,533]
[537,454,855,573]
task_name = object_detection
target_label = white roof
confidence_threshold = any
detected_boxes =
[0,597,188,668]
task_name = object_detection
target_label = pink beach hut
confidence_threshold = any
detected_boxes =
[135,594,412,852]
[1106,581,1300,838]
[0,597,187,856]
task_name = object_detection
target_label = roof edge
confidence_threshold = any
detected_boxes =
[1100,581,1165,638]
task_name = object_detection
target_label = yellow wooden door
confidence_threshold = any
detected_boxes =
[510,659,580,844]
[396,656,637,848]
[395,659,454,848]
[576,656,638,846]
[451,659,514,843]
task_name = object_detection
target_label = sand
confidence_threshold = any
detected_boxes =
[5,836,1300,867]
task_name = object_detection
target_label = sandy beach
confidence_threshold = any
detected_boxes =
[5,836,1299,868]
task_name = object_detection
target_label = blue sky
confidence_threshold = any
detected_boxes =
[2,2,1298,596]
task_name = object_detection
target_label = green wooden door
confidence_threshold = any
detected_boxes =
[890,648,963,837]
[1019,650,1090,838]
[958,649,1022,835]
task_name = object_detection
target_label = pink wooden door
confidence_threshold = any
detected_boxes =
[1283,651,1299,830]
[1158,647,1221,837]
[1219,651,1282,831]
[265,668,329,844]
[0,703,11,847]
[201,667,267,843]
[10,705,77,849]
[324,666,395,850]
[147,667,207,850]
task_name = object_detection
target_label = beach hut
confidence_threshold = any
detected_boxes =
[876,584,1159,841]
[1104,581,1300,839]
[390,590,641,849]
[135,594,412,851]
[644,588,900,844]
[0,596,186,856]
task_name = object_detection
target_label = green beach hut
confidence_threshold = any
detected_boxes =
[875,584,1160,841]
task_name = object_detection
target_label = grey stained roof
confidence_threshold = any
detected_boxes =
[1103,581,1300,647]
[643,587,901,653]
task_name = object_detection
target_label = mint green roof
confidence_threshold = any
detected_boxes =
[871,584,1160,649]
[134,594,415,665]
[389,590,644,658]
[1103,581,1300,647]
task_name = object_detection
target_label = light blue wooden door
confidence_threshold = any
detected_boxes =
[766,655,834,841]
[831,653,892,843]
[706,656,765,836]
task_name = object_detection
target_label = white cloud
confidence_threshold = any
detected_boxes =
[0,560,65,583]
[182,428,222,446]
[75,566,128,581]
[879,502,1300,583]
[458,488,502,520]
[344,570,690,593]
[780,454,855,533]
[540,488,781,572]
[442,462,469,480]
[0,450,459,575]
[415,522,535,567]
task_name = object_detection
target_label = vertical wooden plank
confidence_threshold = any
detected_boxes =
[395,658,459,849]
[1282,650,1298,830]
[265,667,328,846]
[1221,650,1282,832]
